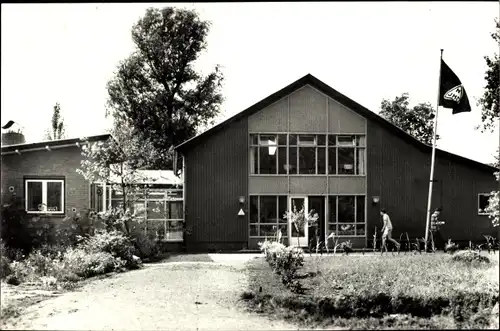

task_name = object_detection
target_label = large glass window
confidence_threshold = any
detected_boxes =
[249,195,288,237]
[250,133,365,176]
[25,179,64,214]
[327,195,366,237]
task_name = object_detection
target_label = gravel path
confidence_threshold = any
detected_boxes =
[1,254,300,331]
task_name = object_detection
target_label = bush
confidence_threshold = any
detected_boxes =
[451,250,490,264]
[258,240,305,291]
[78,229,138,268]
[62,247,117,278]
[25,249,56,276]
[130,232,161,260]
[1,255,12,278]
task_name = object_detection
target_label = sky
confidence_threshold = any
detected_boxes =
[1,2,499,165]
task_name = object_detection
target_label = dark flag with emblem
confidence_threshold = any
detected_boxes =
[438,59,471,114]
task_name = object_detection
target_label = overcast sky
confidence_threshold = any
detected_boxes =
[1,2,499,164]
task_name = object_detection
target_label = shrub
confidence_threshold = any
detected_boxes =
[451,250,490,264]
[5,274,21,286]
[62,247,117,278]
[1,255,12,279]
[78,229,137,268]
[25,249,56,276]
[130,231,161,260]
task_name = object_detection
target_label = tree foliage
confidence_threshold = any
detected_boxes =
[106,7,224,169]
[77,120,159,234]
[44,102,66,140]
[477,19,500,133]
[379,93,438,145]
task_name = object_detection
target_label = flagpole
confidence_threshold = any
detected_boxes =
[424,49,444,252]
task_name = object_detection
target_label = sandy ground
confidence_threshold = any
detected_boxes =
[1,253,301,331]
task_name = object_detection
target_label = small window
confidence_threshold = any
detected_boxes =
[298,135,316,146]
[338,135,355,146]
[478,193,492,215]
[25,179,65,214]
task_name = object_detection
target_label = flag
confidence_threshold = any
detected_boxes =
[439,59,471,114]
[1,120,15,129]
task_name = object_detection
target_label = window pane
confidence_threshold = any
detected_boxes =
[169,201,183,219]
[317,134,326,146]
[318,147,326,174]
[250,224,259,236]
[356,148,365,175]
[250,196,258,223]
[259,146,277,174]
[46,181,62,212]
[328,135,336,145]
[278,134,287,145]
[147,200,165,219]
[328,147,337,174]
[132,201,146,219]
[328,196,337,223]
[166,190,182,199]
[338,148,355,174]
[356,136,366,147]
[327,223,336,236]
[356,196,365,223]
[338,135,355,146]
[289,134,297,146]
[259,134,276,145]
[278,147,287,174]
[309,196,325,229]
[250,147,258,174]
[260,224,277,237]
[260,196,277,223]
[250,134,258,145]
[146,189,166,200]
[298,135,316,146]
[111,199,123,211]
[289,146,298,174]
[356,224,365,236]
[146,220,166,240]
[299,147,316,174]
[27,181,43,211]
[166,220,183,240]
[278,224,288,237]
[338,224,355,236]
[479,194,491,212]
[338,196,355,223]
[278,196,288,223]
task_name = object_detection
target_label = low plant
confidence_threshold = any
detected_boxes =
[484,235,497,254]
[340,240,353,255]
[1,254,12,279]
[445,239,459,254]
[451,250,491,264]
[372,227,378,252]
[62,247,117,278]
[130,231,161,260]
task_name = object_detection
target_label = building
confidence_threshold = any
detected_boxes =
[175,74,498,251]
[1,134,184,246]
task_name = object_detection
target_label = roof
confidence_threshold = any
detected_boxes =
[175,74,498,173]
[108,170,182,186]
[1,133,112,155]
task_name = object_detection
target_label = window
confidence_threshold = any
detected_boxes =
[250,133,365,176]
[478,193,492,215]
[90,184,184,241]
[249,195,288,237]
[25,179,64,214]
[327,195,365,237]
[250,134,287,174]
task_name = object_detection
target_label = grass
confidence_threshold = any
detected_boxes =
[242,252,499,329]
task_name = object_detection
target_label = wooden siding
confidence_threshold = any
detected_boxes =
[289,86,328,132]
[184,117,248,249]
[289,177,328,194]
[366,120,497,242]
[248,97,288,132]
[328,98,366,134]
[249,176,288,194]
[328,177,366,194]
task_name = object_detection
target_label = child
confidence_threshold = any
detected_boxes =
[381,209,401,255]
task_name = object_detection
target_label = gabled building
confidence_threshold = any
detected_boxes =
[175,74,498,251]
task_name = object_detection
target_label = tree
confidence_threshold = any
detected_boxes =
[77,119,160,234]
[106,7,224,169]
[379,93,439,145]
[477,19,500,133]
[44,102,66,140]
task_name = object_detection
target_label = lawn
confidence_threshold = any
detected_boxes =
[242,252,499,329]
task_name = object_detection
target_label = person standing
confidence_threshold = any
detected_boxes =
[380,209,401,255]
[430,208,446,252]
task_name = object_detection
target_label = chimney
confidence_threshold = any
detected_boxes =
[1,121,26,146]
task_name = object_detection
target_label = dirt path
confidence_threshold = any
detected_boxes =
[1,254,300,330]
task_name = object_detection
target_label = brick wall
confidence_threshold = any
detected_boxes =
[1,146,90,223]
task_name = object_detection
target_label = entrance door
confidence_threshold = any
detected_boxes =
[288,196,308,247]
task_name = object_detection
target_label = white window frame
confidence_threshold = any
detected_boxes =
[25,179,65,214]
[478,193,491,216]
